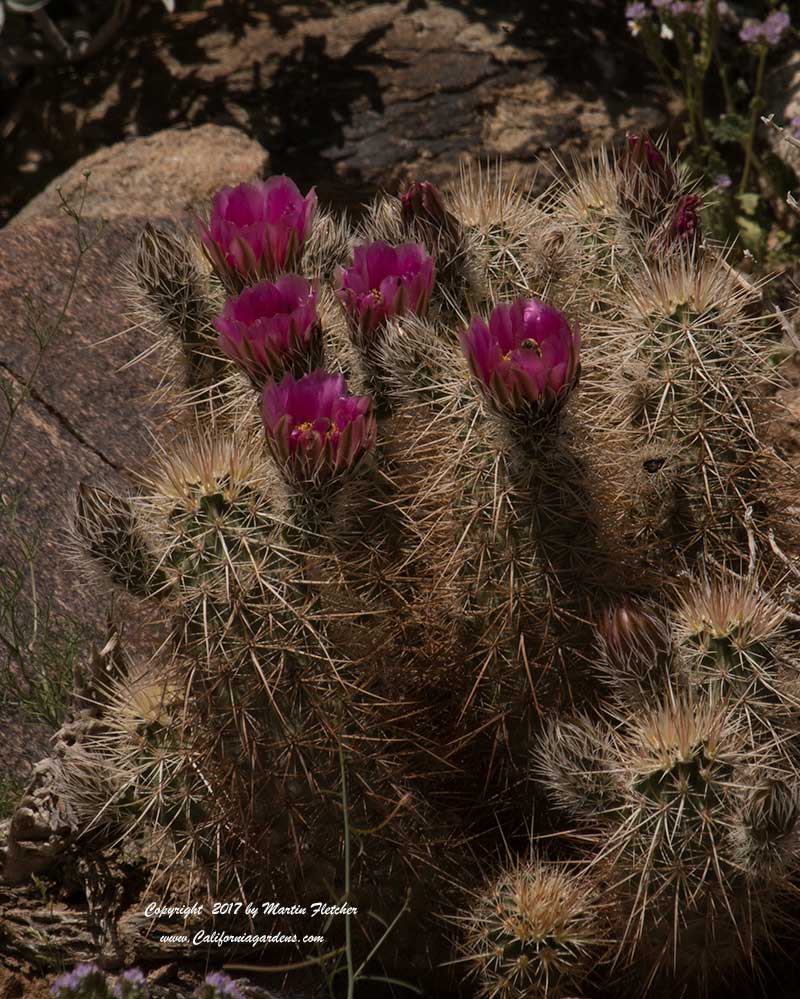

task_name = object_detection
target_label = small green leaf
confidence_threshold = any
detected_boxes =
[736,192,760,215]
[735,214,765,251]
[707,113,750,145]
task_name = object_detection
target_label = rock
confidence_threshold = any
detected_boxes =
[3,2,665,222]
[0,211,172,799]
[0,214,166,629]
[11,125,269,225]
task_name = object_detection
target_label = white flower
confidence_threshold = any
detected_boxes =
[660,22,675,39]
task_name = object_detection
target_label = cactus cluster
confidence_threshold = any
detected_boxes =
[51,132,800,996]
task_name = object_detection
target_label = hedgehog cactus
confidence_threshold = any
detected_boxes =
[47,138,800,998]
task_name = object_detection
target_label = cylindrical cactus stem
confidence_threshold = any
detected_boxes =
[535,715,620,822]
[460,296,623,607]
[134,223,228,394]
[672,578,795,739]
[74,483,166,598]
[730,778,800,876]
[447,159,544,303]
[594,599,673,703]
[136,433,282,617]
[459,858,608,999]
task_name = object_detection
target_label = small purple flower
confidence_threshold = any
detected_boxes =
[668,194,702,243]
[652,0,671,7]
[460,298,581,417]
[194,973,244,999]
[763,10,791,46]
[214,274,319,386]
[262,371,377,484]
[625,2,648,20]
[714,174,733,190]
[51,963,108,998]
[335,241,435,343]
[114,969,148,999]
[197,176,317,290]
[791,116,800,139]
[670,1,692,15]
[739,19,762,42]
[740,11,791,46]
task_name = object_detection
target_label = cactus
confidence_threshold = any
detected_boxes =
[458,859,608,999]
[32,143,800,999]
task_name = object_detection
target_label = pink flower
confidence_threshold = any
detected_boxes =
[460,298,580,417]
[668,194,702,243]
[197,176,317,290]
[214,275,319,386]
[335,241,435,343]
[261,371,376,484]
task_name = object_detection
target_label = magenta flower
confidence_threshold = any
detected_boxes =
[214,275,319,386]
[262,371,376,483]
[335,241,435,343]
[197,176,317,290]
[625,131,665,170]
[461,298,580,417]
[668,194,702,243]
